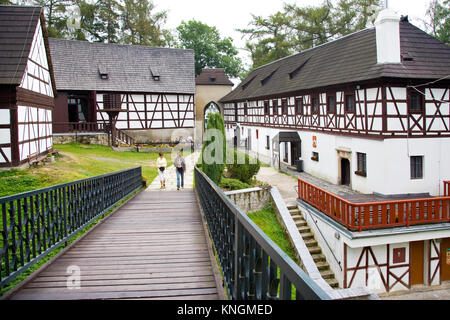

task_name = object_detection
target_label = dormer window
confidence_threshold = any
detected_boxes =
[209,76,216,83]
[150,67,160,81]
[98,65,108,80]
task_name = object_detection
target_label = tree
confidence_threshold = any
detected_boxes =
[201,112,226,185]
[120,0,170,46]
[176,20,243,78]
[240,0,380,70]
[425,0,449,44]
[239,12,293,69]
[32,0,73,38]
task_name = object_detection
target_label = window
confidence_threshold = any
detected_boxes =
[282,99,288,115]
[234,103,238,120]
[295,98,303,114]
[345,94,355,113]
[244,102,248,116]
[311,152,319,161]
[410,156,423,179]
[311,97,319,114]
[327,95,336,114]
[264,101,269,115]
[273,100,278,115]
[266,135,270,150]
[409,91,424,113]
[256,129,259,139]
[356,152,367,176]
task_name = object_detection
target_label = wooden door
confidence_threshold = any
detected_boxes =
[441,238,450,282]
[410,241,424,286]
[341,158,350,185]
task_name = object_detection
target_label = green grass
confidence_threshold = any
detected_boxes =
[248,204,296,262]
[0,143,178,197]
[0,142,182,295]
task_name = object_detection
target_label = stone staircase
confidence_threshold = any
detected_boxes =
[287,204,339,289]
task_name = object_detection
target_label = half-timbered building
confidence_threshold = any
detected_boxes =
[49,38,195,144]
[221,8,450,293]
[0,5,56,167]
[222,9,450,198]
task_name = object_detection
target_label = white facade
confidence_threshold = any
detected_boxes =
[96,93,195,130]
[1,16,54,166]
[224,84,450,197]
[19,19,54,98]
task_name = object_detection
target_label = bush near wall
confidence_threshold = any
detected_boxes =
[201,112,226,184]
[226,150,261,184]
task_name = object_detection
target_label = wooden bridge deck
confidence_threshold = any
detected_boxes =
[7,190,223,300]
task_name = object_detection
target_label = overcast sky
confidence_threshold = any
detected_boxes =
[158,0,434,70]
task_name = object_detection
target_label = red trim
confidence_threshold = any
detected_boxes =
[298,177,450,231]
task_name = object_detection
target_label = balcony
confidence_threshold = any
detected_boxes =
[297,178,450,232]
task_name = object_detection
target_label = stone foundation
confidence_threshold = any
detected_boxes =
[224,187,271,214]
[53,133,109,146]
[124,128,195,144]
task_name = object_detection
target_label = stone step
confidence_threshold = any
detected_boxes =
[304,239,318,248]
[316,261,330,271]
[311,253,326,263]
[326,278,340,288]
[301,232,315,240]
[297,226,310,233]
[320,269,335,280]
[291,214,302,220]
[296,221,308,228]
[286,204,298,210]
[308,246,322,255]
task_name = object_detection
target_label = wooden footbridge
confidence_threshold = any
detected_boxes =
[0,167,330,300]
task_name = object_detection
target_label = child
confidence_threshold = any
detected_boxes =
[156,152,167,189]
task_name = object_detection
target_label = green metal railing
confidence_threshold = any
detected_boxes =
[194,167,331,300]
[0,167,142,288]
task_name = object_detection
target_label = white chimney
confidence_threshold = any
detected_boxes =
[374,8,401,64]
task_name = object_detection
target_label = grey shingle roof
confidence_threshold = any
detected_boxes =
[0,5,42,85]
[195,68,233,86]
[220,20,450,103]
[48,38,196,94]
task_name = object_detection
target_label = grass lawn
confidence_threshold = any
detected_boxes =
[0,142,180,296]
[0,143,176,198]
[247,204,297,262]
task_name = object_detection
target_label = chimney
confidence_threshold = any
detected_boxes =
[374,8,401,64]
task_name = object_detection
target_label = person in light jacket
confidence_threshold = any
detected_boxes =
[156,152,167,189]
[174,152,186,190]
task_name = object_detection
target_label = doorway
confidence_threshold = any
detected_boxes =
[291,142,301,166]
[341,158,351,185]
[410,241,424,286]
[68,97,89,123]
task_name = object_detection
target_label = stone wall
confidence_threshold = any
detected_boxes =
[224,187,271,214]
[53,133,109,146]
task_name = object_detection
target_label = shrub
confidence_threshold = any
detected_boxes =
[226,150,261,184]
[219,177,253,191]
[201,112,226,184]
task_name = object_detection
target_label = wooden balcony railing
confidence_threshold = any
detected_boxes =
[298,178,450,232]
[445,181,450,197]
[53,122,108,134]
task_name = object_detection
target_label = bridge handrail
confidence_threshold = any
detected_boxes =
[0,167,143,288]
[194,167,331,300]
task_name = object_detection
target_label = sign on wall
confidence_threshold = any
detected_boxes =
[312,135,317,148]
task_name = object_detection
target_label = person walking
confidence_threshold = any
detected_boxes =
[156,152,167,189]
[174,151,186,190]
